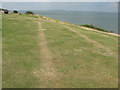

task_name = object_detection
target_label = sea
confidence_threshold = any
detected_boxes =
[20,10,118,34]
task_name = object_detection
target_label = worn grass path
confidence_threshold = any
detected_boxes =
[37,22,57,87]
[64,25,117,56]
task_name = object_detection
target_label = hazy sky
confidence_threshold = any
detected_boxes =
[2,2,118,13]
[1,0,119,2]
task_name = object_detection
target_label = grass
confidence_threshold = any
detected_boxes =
[42,21,118,88]
[69,25,118,52]
[2,13,118,88]
[80,24,109,32]
[2,14,41,88]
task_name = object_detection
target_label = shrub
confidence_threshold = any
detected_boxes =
[0,8,4,11]
[13,10,18,13]
[4,9,9,14]
[110,31,114,33]
[25,11,34,15]
[80,24,108,32]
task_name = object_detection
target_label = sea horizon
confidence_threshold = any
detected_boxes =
[23,10,118,34]
[9,9,117,34]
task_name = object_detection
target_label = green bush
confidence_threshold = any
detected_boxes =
[0,8,4,11]
[13,10,18,13]
[80,24,108,32]
[25,11,34,15]
[4,9,9,14]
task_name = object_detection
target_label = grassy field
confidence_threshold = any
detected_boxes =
[0,30,1,89]
[2,14,118,88]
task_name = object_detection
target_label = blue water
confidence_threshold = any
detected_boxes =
[21,10,118,33]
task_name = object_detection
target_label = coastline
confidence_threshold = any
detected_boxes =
[32,14,119,37]
[5,12,119,37]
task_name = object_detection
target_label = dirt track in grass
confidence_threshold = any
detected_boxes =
[36,22,60,87]
[65,25,116,56]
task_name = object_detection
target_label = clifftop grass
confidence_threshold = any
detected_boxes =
[2,14,118,88]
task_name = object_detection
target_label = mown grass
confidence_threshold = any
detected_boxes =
[2,14,41,88]
[42,21,118,88]
[2,14,118,88]
[69,25,118,53]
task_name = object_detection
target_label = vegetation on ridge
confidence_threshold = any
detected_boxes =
[25,11,34,15]
[80,24,109,32]
[13,10,18,13]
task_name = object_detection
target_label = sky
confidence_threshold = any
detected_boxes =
[1,0,120,2]
[2,2,118,13]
